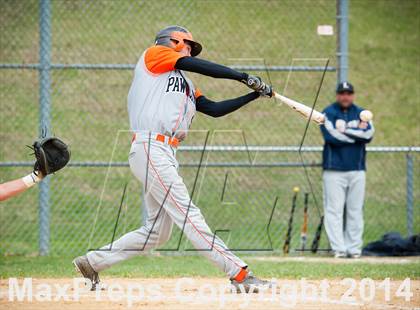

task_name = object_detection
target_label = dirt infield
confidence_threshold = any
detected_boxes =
[1,277,419,310]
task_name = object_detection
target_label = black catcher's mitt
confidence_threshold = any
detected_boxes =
[33,137,70,176]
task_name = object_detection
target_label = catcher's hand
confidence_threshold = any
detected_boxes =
[32,137,70,176]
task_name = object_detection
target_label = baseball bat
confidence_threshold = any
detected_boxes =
[300,192,309,251]
[283,186,299,254]
[274,92,325,125]
[311,215,324,253]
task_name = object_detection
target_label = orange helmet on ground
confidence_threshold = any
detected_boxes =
[155,25,202,57]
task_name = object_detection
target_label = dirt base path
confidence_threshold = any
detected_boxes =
[1,278,419,310]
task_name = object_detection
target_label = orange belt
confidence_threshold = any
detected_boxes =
[132,133,179,148]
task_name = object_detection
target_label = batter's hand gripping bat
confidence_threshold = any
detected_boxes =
[274,92,325,125]
[300,192,309,251]
[283,186,299,254]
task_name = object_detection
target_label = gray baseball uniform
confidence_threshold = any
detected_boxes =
[323,170,366,255]
[86,45,247,278]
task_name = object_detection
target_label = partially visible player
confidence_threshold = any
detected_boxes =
[0,137,70,202]
[74,25,273,293]
[0,171,43,202]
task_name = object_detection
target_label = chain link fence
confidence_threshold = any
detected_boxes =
[0,0,418,256]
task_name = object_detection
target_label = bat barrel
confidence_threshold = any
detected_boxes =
[274,92,325,125]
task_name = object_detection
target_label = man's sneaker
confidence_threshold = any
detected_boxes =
[230,271,272,293]
[348,253,361,259]
[73,255,100,291]
[334,251,347,258]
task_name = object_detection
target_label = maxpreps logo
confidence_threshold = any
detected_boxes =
[2,277,415,308]
[5,278,90,302]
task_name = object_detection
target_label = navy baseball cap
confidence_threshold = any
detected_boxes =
[336,81,354,94]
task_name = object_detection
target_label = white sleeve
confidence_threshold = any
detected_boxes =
[324,116,355,143]
[344,121,375,140]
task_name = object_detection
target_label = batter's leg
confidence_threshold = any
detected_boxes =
[130,141,247,279]
[86,189,173,272]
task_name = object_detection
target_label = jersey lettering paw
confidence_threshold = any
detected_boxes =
[166,76,188,94]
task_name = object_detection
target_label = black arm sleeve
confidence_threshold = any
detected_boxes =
[175,56,247,82]
[196,92,260,118]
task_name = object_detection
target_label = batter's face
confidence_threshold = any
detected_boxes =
[336,92,354,109]
[179,41,192,56]
[170,39,191,56]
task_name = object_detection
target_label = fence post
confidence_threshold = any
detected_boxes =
[406,153,414,237]
[336,0,349,83]
[38,0,52,256]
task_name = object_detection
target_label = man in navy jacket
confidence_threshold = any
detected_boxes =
[320,81,374,258]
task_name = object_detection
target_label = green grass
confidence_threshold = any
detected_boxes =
[1,255,419,280]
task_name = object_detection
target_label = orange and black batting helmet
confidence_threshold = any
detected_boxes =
[155,25,202,57]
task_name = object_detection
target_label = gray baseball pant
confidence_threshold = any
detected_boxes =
[323,170,366,255]
[87,138,247,278]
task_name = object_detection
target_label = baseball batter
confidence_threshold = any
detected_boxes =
[74,25,273,293]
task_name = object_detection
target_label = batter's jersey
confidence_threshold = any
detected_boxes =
[127,45,202,140]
